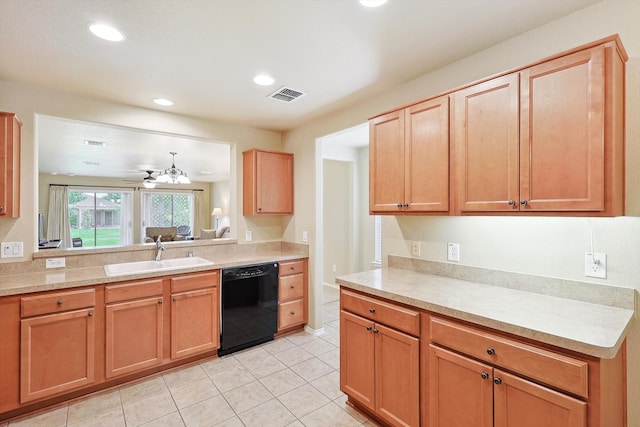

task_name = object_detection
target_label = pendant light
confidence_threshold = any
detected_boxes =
[155,152,191,184]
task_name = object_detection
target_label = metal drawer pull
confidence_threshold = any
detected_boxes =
[57,300,63,305]
[158,300,163,304]
[173,297,177,302]
[88,312,94,317]
[494,377,502,385]
[481,372,489,380]
[366,325,372,331]
[487,347,495,355]
[369,308,375,313]
[290,311,296,315]
[290,285,295,289]
[373,328,379,334]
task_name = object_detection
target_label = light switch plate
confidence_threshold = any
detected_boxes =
[1,242,23,258]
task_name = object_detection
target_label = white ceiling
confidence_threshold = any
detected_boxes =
[2,0,600,181]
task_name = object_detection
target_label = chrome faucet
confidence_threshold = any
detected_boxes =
[155,235,165,261]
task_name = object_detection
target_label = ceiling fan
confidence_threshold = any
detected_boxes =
[122,170,158,188]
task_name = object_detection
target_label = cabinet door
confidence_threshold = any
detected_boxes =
[453,73,520,213]
[369,110,405,213]
[340,310,375,412]
[405,96,450,212]
[105,297,163,378]
[520,47,605,212]
[256,150,294,214]
[494,369,586,427]
[429,345,493,427]
[375,323,420,427]
[0,113,21,218]
[20,308,95,402]
[171,287,219,359]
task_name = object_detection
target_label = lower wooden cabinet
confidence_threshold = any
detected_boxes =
[277,259,308,333]
[19,288,96,403]
[340,290,420,427]
[170,272,219,359]
[429,345,586,427]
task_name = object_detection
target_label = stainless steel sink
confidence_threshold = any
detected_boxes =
[103,257,214,277]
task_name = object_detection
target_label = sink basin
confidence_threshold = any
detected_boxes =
[104,257,214,277]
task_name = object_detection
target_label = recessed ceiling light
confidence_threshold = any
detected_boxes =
[153,98,174,106]
[360,0,388,7]
[88,23,125,42]
[253,74,275,86]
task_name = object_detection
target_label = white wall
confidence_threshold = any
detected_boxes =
[0,80,283,261]
[282,1,640,423]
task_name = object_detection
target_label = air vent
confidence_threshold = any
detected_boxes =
[84,139,107,147]
[82,161,101,166]
[269,87,306,103]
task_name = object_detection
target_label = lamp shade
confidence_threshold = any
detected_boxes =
[211,208,223,216]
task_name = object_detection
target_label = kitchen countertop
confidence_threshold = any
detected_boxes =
[336,267,635,359]
[0,250,306,297]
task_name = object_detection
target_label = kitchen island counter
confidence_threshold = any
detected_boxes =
[336,264,635,359]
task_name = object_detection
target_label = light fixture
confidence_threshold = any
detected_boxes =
[359,0,388,7]
[211,207,223,229]
[142,170,157,189]
[153,98,174,106]
[155,152,191,184]
[88,23,125,42]
[253,74,275,86]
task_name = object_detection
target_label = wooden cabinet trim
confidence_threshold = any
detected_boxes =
[0,112,21,218]
[105,279,163,304]
[430,316,589,398]
[341,289,420,336]
[21,288,95,318]
[170,271,219,293]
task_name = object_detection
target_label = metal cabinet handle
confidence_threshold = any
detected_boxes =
[88,312,94,317]
[403,203,409,208]
[520,200,528,206]
[57,300,63,305]
[369,308,375,313]
[494,377,502,385]
[258,207,262,211]
[173,297,177,302]
[0,206,3,212]
[373,328,379,334]
[396,203,402,208]
[290,311,295,315]
[366,325,372,331]
[158,300,163,304]
[290,285,295,289]
[487,348,495,355]
[481,372,489,380]
[508,200,515,206]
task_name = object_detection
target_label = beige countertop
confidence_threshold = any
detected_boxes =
[336,267,635,359]
[0,250,305,297]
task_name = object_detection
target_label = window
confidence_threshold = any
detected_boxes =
[374,215,382,266]
[141,192,193,240]
[68,189,133,247]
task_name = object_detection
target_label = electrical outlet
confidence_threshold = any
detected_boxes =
[46,258,66,269]
[332,264,337,272]
[585,252,606,279]
[245,230,253,242]
[447,243,460,262]
[411,241,421,256]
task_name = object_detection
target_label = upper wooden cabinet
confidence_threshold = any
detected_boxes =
[454,42,625,215]
[0,112,21,218]
[370,96,450,214]
[243,149,294,215]
[371,35,626,217]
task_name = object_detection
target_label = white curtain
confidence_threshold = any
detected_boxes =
[119,192,133,245]
[193,191,205,236]
[47,185,72,248]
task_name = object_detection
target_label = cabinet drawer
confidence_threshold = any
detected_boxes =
[279,274,304,302]
[21,288,95,317]
[279,260,304,276]
[340,289,420,337]
[105,279,163,304]
[279,299,304,330]
[430,317,589,398]
[171,271,219,293]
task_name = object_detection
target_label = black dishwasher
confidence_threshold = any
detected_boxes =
[219,263,279,356]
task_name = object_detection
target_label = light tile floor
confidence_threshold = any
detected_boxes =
[4,298,379,427]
